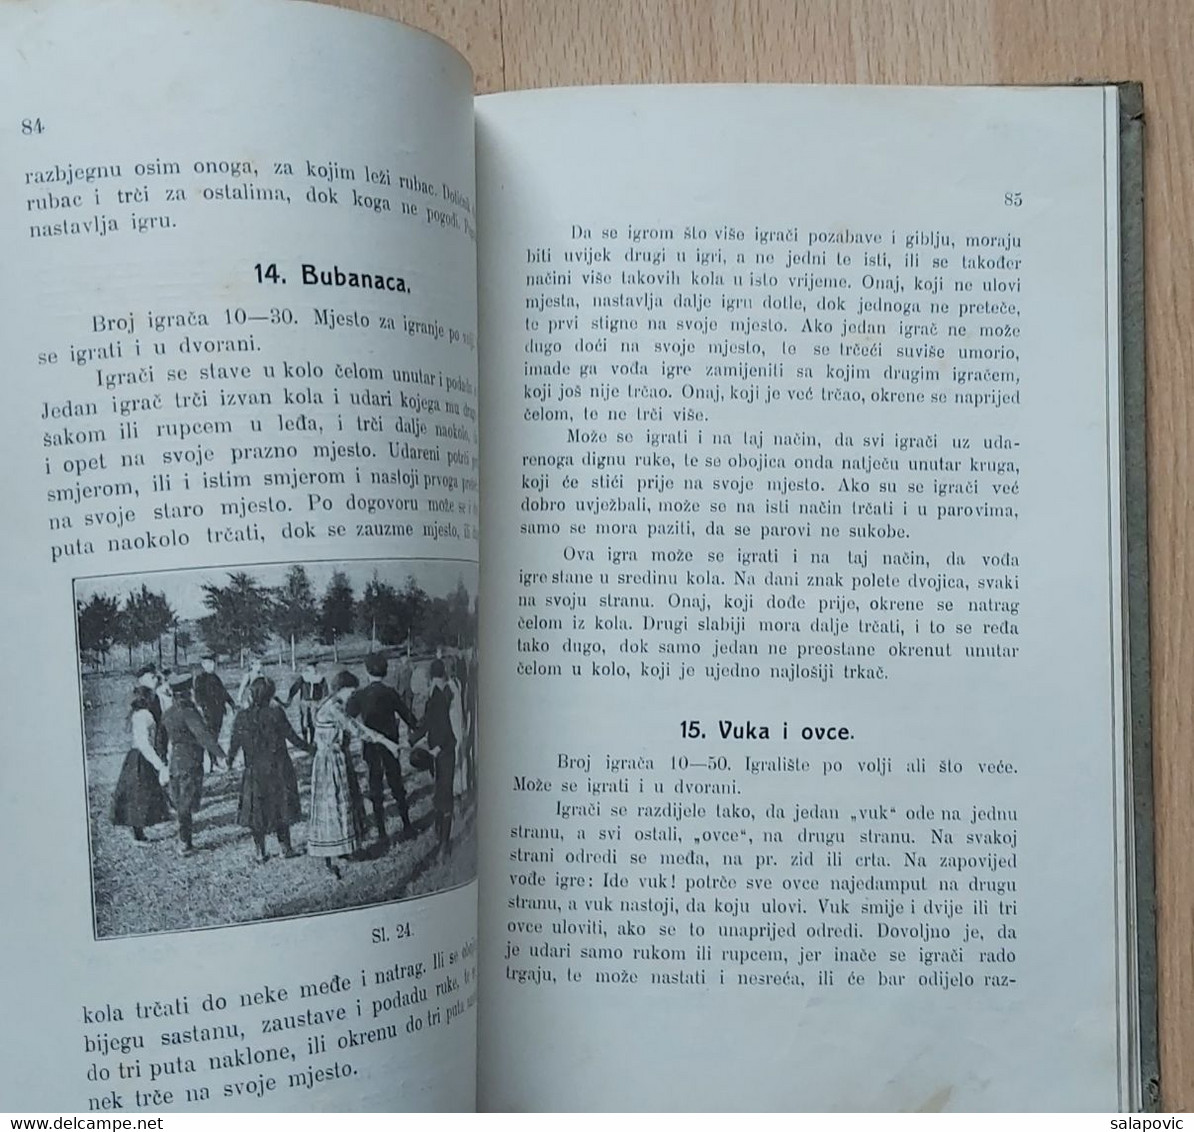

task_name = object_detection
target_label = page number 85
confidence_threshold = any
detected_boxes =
[1004,191,1022,206]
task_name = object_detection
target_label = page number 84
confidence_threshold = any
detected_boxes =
[21,118,45,135]
[1004,191,1022,206]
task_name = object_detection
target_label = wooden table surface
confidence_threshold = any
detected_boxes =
[324,0,1194,1109]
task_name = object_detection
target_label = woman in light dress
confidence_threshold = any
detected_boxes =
[109,684,172,843]
[307,670,402,878]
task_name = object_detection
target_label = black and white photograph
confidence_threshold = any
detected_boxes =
[75,558,479,939]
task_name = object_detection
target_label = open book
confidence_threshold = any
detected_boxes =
[0,0,1154,1113]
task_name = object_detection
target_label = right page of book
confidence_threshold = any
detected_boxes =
[475,85,1136,1111]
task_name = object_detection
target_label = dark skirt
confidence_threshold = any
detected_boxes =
[433,744,456,816]
[110,749,172,829]
[238,750,302,834]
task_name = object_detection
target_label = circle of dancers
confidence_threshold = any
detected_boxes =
[108,649,477,876]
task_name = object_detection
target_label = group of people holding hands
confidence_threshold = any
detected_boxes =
[108,650,473,875]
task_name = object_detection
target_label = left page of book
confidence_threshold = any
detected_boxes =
[0,0,479,1113]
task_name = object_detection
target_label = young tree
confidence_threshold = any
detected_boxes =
[113,603,139,667]
[76,593,120,668]
[198,572,273,665]
[319,570,355,662]
[133,586,176,665]
[173,626,194,667]
[446,578,472,647]
[115,586,175,667]
[419,595,453,650]
[357,574,401,647]
[272,565,319,669]
[397,575,428,654]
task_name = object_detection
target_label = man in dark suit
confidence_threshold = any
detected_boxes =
[193,656,235,764]
[162,674,227,856]
[410,658,457,860]
[285,663,328,746]
[346,652,418,848]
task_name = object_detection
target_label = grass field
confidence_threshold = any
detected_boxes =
[81,662,476,939]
